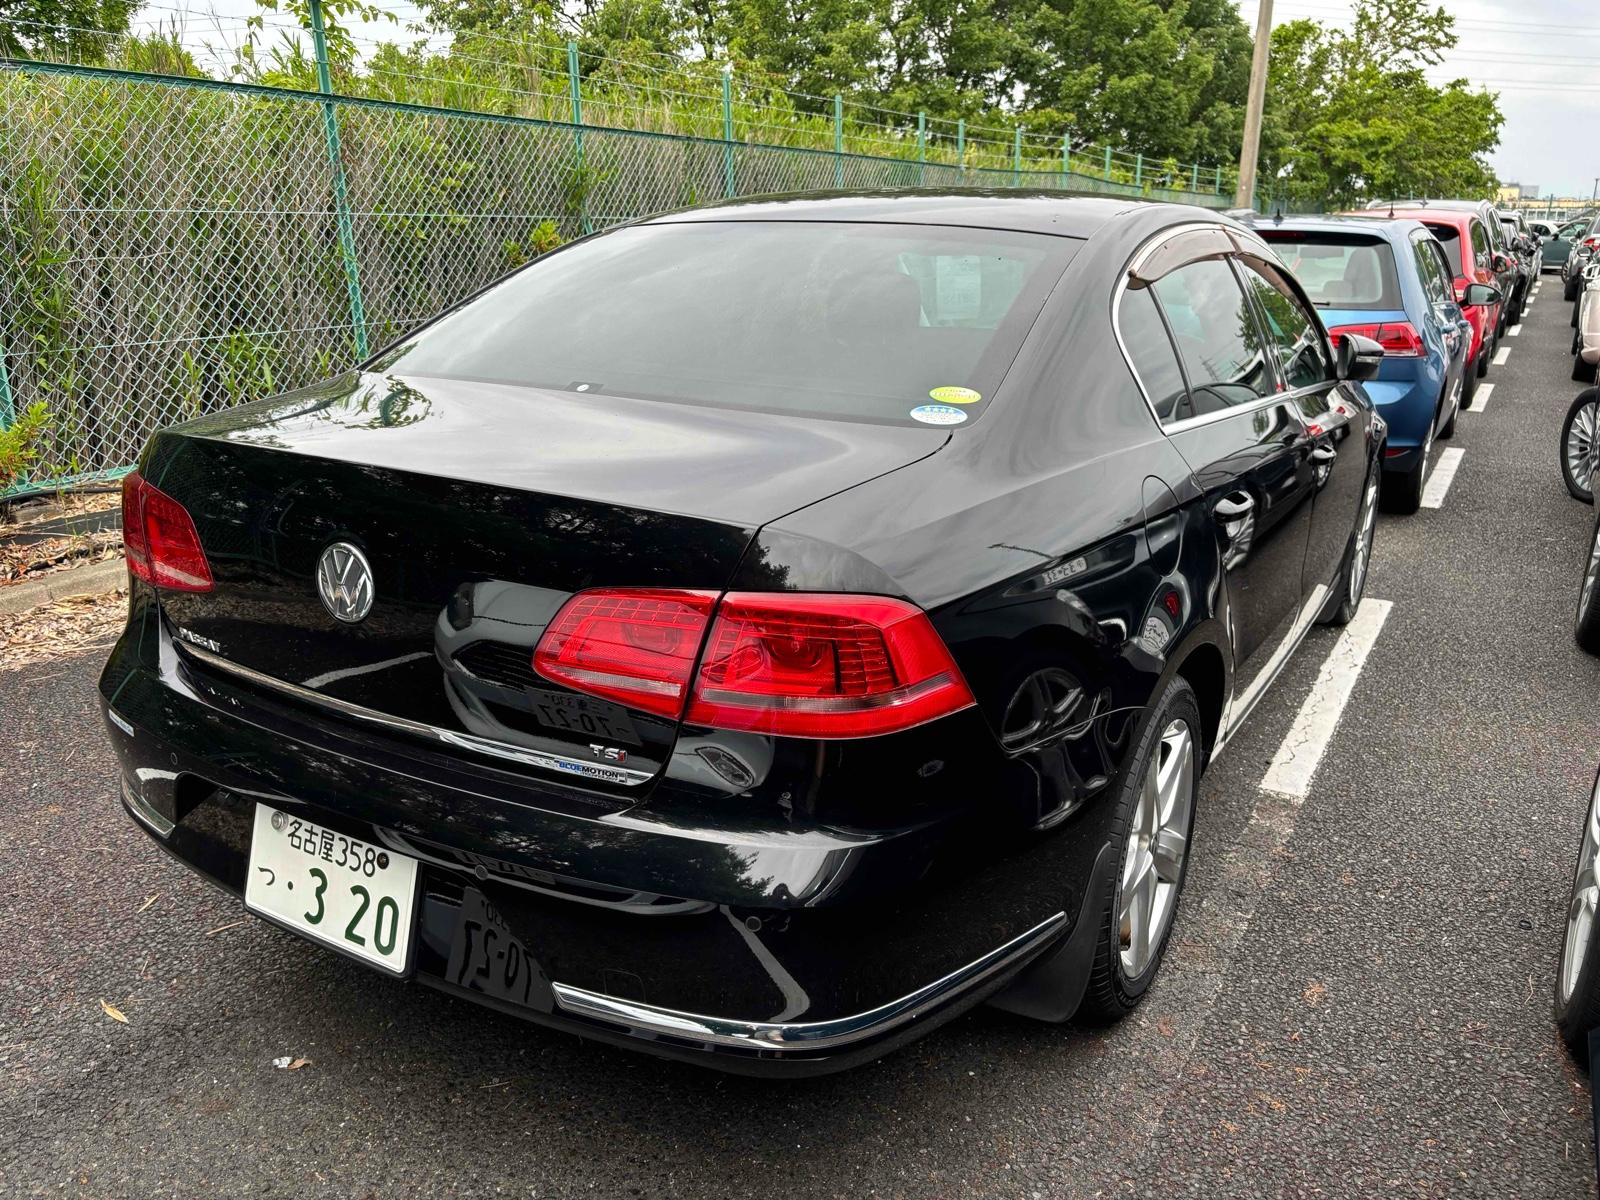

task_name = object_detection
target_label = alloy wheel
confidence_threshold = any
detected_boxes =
[1581,521,1600,624]
[1561,773,1600,1005]
[1349,476,1379,605]
[1118,719,1194,978]
[1568,402,1600,496]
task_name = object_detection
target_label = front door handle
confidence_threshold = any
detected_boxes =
[1311,444,1338,464]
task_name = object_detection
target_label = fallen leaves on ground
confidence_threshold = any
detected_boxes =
[99,999,129,1024]
[1,589,127,670]
[1,531,122,585]
[1302,980,1328,1007]
[273,1057,312,1071]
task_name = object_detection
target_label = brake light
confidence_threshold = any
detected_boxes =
[120,471,213,592]
[531,588,975,738]
[1327,321,1422,357]
[687,593,974,738]
[1585,237,1599,251]
[533,588,717,719]
[1453,278,1468,303]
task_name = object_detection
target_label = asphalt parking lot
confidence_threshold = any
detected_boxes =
[5,280,1600,1199]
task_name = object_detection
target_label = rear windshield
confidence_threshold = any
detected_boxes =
[1260,231,1401,310]
[1424,223,1464,273]
[382,221,1078,428]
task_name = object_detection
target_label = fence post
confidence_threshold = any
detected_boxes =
[957,118,965,181]
[721,68,735,198]
[0,339,13,432]
[833,94,844,188]
[1103,145,1112,180]
[308,0,368,360]
[1062,134,1070,183]
[1215,164,1222,194]
[1135,153,1143,190]
[917,111,926,187]
[1012,126,1022,187]
[567,41,590,234]
[1191,162,1199,192]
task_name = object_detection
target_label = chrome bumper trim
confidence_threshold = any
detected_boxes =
[176,642,654,786]
[550,910,1068,1053]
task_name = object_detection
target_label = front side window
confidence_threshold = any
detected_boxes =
[1118,287,1191,424]
[1469,221,1489,268]
[1413,237,1450,306]
[1150,258,1274,416]
[383,221,1078,428]
[1236,259,1333,391]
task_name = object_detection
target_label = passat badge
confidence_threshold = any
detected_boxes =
[317,542,375,624]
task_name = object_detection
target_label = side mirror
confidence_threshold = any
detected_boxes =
[1335,332,1384,382]
[1463,283,1501,307]
[1492,253,1511,272]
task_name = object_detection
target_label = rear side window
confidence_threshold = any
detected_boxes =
[1261,232,1400,310]
[384,221,1077,429]
[1412,237,1451,306]
[1426,223,1464,275]
[1236,259,1333,391]
[1150,258,1274,416]
[1118,288,1191,424]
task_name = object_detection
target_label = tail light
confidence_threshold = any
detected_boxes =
[1327,321,1422,357]
[121,471,214,592]
[532,588,975,738]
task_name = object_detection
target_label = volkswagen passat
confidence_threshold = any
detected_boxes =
[101,194,1385,1075]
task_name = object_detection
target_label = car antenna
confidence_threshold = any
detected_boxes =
[1387,201,1395,219]
[1272,203,1284,224]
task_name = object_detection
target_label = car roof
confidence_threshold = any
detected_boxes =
[1242,213,1426,244]
[642,189,1210,240]
[1373,207,1479,231]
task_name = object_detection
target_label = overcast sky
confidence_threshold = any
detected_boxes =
[132,0,1600,201]
[1236,0,1600,200]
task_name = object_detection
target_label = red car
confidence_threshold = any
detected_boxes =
[1352,208,1505,382]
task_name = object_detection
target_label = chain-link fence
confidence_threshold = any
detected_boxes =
[0,58,1230,498]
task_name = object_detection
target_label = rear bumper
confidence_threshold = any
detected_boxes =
[99,608,1110,1075]
[1363,375,1439,463]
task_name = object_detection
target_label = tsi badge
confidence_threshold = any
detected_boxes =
[317,542,375,624]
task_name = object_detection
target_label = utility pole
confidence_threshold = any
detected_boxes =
[1235,0,1274,210]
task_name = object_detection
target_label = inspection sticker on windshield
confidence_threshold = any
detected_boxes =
[928,386,982,405]
[910,404,968,426]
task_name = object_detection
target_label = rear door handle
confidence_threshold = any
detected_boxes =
[1215,492,1255,522]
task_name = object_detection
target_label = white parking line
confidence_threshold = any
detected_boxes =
[1493,346,1511,366]
[1508,324,1523,337]
[1468,381,1494,412]
[1260,599,1394,800]
[1420,447,1465,508]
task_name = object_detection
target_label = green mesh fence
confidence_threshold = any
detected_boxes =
[0,59,1229,498]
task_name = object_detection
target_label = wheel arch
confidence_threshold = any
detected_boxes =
[1172,639,1227,765]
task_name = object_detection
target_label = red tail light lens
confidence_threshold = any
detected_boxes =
[531,588,975,738]
[120,471,213,592]
[1327,321,1422,357]
[687,593,974,738]
[533,588,717,718]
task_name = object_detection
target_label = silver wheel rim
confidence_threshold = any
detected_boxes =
[1581,520,1600,622]
[1448,375,1463,420]
[1568,402,1599,494]
[1349,476,1379,605]
[1118,719,1194,978]
[1561,773,1600,1005]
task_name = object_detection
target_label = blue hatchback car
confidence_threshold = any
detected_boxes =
[1253,216,1473,513]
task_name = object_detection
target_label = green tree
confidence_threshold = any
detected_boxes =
[0,0,137,61]
[1258,0,1502,207]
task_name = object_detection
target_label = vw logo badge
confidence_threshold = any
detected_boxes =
[316,542,375,624]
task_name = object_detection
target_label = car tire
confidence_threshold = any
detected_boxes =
[1461,360,1479,407]
[1561,389,1600,504]
[1576,355,1595,384]
[1476,343,1490,379]
[1325,463,1381,620]
[1556,765,1600,1067]
[1076,674,1201,1024]
[1577,512,1600,655]
[1438,376,1461,440]
[1569,273,1583,302]
[1576,295,1584,329]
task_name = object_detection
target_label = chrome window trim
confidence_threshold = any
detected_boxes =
[550,909,1068,1052]
[176,642,656,787]
[1111,222,1338,436]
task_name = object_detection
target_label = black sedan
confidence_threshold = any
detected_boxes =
[100,192,1386,1075]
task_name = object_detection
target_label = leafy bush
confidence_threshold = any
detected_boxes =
[0,402,52,494]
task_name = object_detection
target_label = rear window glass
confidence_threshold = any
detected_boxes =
[1260,232,1401,310]
[381,221,1078,428]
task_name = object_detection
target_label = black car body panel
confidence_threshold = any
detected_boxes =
[100,191,1381,1074]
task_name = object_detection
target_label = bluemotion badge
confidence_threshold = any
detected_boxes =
[910,404,968,426]
[928,385,982,405]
